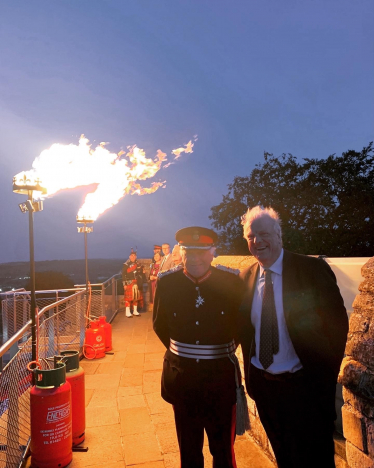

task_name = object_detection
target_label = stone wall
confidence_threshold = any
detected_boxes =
[339,257,374,468]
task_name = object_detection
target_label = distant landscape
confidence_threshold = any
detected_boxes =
[0,258,151,291]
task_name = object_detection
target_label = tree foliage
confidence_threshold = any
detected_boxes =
[24,271,75,291]
[210,143,374,256]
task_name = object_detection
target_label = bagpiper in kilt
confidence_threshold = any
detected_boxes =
[122,249,146,318]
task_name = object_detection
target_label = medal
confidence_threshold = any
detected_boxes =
[195,286,204,308]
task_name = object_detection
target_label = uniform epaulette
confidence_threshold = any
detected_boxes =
[157,265,183,278]
[157,264,183,279]
[214,264,240,275]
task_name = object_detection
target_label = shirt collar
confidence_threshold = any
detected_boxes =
[259,248,284,277]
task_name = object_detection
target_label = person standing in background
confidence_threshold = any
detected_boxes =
[171,244,183,267]
[154,244,162,256]
[122,249,146,318]
[149,252,162,305]
[159,243,173,272]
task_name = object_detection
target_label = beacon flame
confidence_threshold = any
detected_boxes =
[14,135,196,221]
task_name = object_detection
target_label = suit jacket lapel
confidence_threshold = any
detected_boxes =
[241,263,259,328]
[247,263,259,315]
[282,249,296,322]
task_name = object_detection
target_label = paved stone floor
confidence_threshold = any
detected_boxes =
[55,309,275,467]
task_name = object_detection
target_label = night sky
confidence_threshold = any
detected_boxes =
[1,1,373,263]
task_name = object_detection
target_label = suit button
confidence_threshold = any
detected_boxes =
[196,340,199,344]
[196,359,200,363]
[196,321,199,325]
[173,313,176,317]
[221,311,224,315]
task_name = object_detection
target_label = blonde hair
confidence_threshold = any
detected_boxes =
[241,206,282,240]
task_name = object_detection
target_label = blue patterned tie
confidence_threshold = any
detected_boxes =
[259,269,279,369]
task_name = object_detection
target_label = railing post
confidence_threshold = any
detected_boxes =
[7,353,21,466]
[79,293,85,351]
[47,309,54,357]
[56,304,60,355]
[13,293,17,336]
[101,284,105,318]
[22,296,28,335]
[111,278,115,318]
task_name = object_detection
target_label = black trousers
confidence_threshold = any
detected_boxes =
[250,364,336,468]
[173,402,237,468]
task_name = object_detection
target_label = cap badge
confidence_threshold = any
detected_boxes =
[192,233,200,241]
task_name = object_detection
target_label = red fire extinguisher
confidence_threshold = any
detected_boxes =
[98,316,112,352]
[30,361,72,468]
[83,320,106,359]
[55,351,85,447]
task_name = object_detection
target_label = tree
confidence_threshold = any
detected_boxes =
[24,271,75,291]
[209,143,374,256]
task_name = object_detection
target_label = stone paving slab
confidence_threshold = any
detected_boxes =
[120,407,154,435]
[124,353,145,368]
[87,388,118,408]
[96,361,125,375]
[145,392,173,415]
[143,370,162,394]
[24,308,274,468]
[120,368,144,387]
[86,405,120,428]
[123,432,163,465]
[117,385,143,397]
[85,373,121,389]
[118,393,147,410]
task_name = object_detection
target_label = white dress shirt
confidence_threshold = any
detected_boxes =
[251,249,302,374]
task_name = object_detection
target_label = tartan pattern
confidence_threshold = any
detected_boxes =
[259,269,279,369]
[124,280,143,308]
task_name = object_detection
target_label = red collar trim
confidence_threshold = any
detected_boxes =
[183,268,212,284]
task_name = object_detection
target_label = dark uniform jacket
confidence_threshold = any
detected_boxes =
[153,266,245,408]
[238,250,348,401]
[122,260,146,288]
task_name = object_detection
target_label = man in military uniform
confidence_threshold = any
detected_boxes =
[153,244,162,256]
[153,227,245,468]
[122,249,146,318]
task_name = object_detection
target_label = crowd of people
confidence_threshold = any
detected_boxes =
[121,208,348,468]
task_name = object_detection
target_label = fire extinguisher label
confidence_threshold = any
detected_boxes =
[46,402,71,423]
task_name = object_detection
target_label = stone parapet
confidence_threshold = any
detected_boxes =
[339,257,374,467]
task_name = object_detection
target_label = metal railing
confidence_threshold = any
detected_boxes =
[74,273,123,322]
[0,274,124,468]
[0,290,86,467]
[0,289,83,347]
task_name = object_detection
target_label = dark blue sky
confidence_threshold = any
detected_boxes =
[1,1,373,263]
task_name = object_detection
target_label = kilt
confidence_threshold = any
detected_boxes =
[124,280,143,307]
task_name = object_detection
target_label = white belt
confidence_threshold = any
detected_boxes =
[170,339,236,359]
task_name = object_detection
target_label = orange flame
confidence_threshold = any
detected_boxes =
[14,135,196,221]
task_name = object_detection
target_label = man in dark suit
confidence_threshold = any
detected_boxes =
[239,206,348,468]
